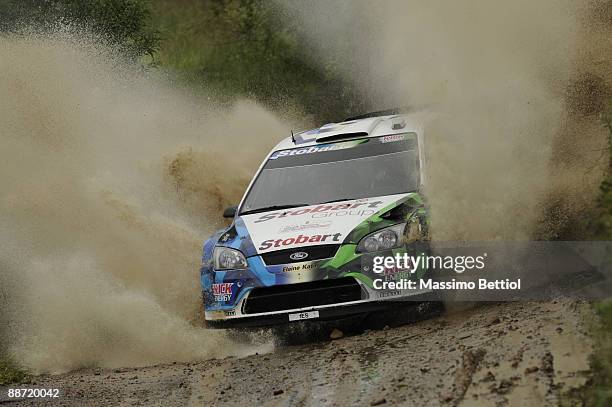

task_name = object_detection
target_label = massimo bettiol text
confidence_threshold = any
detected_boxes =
[370,253,522,291]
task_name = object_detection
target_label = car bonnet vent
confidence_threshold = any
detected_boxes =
[315,131,368,143]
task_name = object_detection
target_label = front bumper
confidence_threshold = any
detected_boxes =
[205,290,436,329]
[202,241,434,328]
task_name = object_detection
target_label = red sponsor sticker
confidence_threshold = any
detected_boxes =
[212,283,234,295]
[381,134,405,143]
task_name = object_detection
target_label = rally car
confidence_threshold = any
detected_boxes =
[200,110,433,328]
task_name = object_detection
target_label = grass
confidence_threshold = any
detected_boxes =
[583,103,612,406]
[149,0,368,123]
[583,300,612,406]
[0,356,29,386]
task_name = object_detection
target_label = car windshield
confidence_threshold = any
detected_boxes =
[240,133,420,214]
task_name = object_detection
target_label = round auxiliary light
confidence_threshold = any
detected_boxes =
[363,236,380,252]
[378,230,398,249]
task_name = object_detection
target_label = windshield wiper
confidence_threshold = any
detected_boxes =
[239,203,310,216]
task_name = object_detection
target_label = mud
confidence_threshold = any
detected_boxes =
[0,33,289,372]
[0,300,593,406]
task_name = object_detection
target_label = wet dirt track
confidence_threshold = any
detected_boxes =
[0,300,593,406]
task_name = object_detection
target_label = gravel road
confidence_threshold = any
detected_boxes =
[0,300,593,406]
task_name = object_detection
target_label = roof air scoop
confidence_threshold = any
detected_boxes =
[392,118,406,130]
[315,117,381,143]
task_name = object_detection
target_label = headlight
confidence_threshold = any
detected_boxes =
[357,223,406,253]
[213,247,248,270]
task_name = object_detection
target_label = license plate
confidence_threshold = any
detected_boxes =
[289,310,319,321]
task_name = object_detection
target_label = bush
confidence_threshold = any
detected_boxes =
[151,0,368,123]
[0,357,29,385]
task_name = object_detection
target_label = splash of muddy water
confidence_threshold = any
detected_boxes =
[284,0,610,240]
[0,33,287,373]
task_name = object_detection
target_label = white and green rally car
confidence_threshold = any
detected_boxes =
[200,110,433,328]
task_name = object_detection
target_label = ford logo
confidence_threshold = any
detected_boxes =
[289,251,309,261]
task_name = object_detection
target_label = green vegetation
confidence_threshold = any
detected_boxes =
[0,357,29,386]
[150,0,366,123]
[592,102,612,239]
[584,300,612,406]
[585,101,612,406]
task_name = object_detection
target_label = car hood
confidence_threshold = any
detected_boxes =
[239,193,411,255]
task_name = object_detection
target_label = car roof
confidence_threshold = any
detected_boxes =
[271,114,419,152]
[237,112,429,213]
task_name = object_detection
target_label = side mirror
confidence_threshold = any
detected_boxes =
[223,205,238,219]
